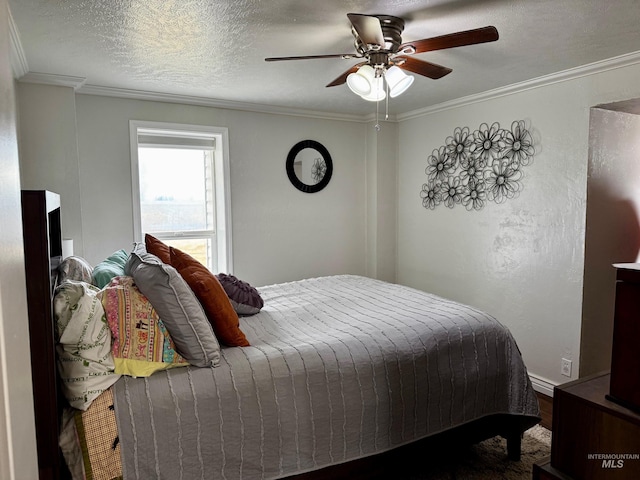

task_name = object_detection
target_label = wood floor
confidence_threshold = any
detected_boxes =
[536,391,553,430]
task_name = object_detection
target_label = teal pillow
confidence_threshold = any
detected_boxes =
[92,249,129,288]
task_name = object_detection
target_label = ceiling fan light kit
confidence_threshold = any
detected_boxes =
[346,64,414,101]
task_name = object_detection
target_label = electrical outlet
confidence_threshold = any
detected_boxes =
[561,358,572,377]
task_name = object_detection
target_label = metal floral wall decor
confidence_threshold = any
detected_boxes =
[420,120,535,211]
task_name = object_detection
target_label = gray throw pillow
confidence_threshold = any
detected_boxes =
[125,243,144,276]
[128,243,220,368]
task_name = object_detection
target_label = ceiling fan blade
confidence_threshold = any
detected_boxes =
[399,26,499,54]
[347,13,385,46]
[395,56,452,79]
[265,53,355,62]
[326,62,368,87]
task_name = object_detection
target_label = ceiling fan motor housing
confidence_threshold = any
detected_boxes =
[369,52,389,69]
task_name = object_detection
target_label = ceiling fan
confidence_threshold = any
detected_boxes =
[265,13,499,101]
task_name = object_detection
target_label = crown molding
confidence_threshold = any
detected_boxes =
[397,50,640,121]
[14,49,640,123]
[77,84,368,123]
[19,72,87,90]
[8,5,28,79]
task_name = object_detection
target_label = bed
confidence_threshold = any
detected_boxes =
[25,195,539,480]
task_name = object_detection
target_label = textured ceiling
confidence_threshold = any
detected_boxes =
[9,0,640,117]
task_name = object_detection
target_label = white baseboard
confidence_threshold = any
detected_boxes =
[529,374,557,397]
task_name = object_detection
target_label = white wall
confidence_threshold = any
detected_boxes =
[17,83,83,251]
[0,1,38,478]
[18,88,368,287]
[365,120,398,283]
[396,61,640,388]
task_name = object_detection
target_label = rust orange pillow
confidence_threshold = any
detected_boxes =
[169,247,249,347]
[145,234,171,264]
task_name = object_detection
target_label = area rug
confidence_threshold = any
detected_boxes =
[403,425,551,479]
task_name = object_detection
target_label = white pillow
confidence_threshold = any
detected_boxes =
[54,280,120,410]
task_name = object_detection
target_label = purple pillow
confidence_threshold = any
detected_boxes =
[216,273,263,316]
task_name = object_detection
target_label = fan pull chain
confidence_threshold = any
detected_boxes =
[375,94,380,131]
[385,78,390,120]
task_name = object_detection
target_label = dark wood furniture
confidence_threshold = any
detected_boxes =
[534,373,640,479]
[533,263,640,480]
[537,391,553,430]
[607,264,640,413]
[21,190,66,480]
[533,460,574,480]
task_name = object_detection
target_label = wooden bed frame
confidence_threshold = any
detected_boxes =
[288,414,528,480]
[22,190,68,480]
[21,189,531,480]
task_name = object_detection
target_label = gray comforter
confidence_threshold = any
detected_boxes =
[113,275,540,479]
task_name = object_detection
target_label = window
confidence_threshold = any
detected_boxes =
[130,121,232,273]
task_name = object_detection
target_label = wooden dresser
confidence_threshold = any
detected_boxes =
[607,264,640,412]
[534,264,640,480]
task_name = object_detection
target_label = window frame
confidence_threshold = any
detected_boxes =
[129,120,233,273]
